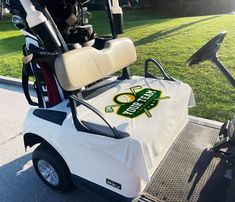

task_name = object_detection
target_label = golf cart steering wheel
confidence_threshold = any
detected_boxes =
[186,31,227,66]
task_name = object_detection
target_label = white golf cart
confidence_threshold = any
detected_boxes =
[4,0,235,201]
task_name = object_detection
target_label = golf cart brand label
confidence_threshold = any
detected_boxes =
[106,178,122,190]
[105,86,170,118]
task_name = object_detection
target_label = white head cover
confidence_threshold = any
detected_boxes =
[19,0,47,27]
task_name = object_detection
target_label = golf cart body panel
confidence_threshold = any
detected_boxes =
[23,75,194,197]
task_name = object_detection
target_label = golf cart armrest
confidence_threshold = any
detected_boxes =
[144,58,175,81]
[69,95,129,139]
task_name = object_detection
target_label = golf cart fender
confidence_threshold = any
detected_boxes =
[23,132,68,165]
[23,108,67,163]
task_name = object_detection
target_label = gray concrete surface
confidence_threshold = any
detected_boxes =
[0,82,109,202]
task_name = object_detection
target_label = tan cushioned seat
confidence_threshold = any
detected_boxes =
[55,38,137,92]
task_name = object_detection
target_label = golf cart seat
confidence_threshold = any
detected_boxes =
[55,37,137,92]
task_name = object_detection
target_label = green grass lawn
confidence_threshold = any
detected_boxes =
[0,10,234,121]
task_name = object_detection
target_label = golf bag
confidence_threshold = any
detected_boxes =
[3,0,93,108]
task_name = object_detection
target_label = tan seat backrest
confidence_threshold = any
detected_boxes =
[55,38,137,92]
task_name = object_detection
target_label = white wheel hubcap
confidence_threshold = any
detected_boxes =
[38,160,59,186]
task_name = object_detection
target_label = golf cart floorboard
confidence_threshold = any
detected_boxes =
[135,122,235,202]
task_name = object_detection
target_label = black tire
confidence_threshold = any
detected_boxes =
[32,143,73,192]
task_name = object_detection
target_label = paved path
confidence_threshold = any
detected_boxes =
[0,83,108,202]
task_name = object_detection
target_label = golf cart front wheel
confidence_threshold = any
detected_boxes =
[32,143,73,192]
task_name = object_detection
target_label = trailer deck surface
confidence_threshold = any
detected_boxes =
[136,121,235,202]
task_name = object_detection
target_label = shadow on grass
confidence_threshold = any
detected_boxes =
[0,35,24,55]
[134,15,220,46]
[91,9,172,34]
[124,18,171,30]
[123,9,172,30]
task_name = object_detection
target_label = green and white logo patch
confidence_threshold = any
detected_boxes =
[105,86,170,118]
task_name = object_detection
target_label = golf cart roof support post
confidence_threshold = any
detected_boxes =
[104,0,130,79]
[118,67,131,80]
[105,0,117,39]
[212,56,235,87]
[105,0,130,79]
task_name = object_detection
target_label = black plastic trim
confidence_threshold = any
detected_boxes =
[24,133,45,149]
[118,68,131,80]
[33,109,67,126]
[81,79,121,99]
